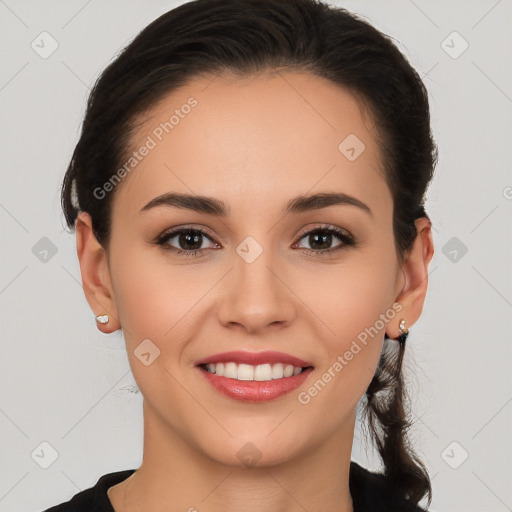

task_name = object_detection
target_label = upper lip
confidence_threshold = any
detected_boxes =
[194,350,313,368]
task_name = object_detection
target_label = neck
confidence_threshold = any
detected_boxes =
[111,400,356,512]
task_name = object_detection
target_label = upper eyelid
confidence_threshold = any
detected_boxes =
[295,223,351,238]
[160,225,218,243]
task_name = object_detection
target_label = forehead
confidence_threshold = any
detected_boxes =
[112,71,391,220]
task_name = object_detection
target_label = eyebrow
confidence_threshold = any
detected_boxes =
[140,191,373,217]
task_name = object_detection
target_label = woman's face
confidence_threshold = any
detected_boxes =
[97,71,405,466]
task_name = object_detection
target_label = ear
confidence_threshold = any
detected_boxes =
[386,217,434,339]
[75,211,121,333]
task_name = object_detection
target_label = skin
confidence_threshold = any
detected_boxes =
[75,71,434,512]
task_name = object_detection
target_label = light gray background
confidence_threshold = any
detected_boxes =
[1,1,511,511]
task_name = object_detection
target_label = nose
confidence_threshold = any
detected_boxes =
[217,245,296,334]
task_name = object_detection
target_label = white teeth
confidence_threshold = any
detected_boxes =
[204,362,306,381]
[224,362,238,379]
[237,363,254,381]
[272,363,284,379]
[283,364,294,377]
[254,363,272,381]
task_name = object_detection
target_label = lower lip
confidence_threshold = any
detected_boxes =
[197,366,314,402]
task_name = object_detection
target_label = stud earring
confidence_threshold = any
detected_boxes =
[397,318,409,344]
[96,314,109,325]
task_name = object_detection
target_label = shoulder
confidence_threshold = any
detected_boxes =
[349,461,428,512]
[43,469,136,512]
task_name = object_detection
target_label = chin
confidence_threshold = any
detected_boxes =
[201,434,304,470]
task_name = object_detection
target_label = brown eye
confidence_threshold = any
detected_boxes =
[294,225,355,256]
[156,228,218,256]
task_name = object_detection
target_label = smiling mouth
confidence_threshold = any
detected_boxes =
[198,362,313,381]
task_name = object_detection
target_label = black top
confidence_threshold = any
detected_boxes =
[43,461,427,511]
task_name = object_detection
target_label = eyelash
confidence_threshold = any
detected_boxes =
[155,224,357,258]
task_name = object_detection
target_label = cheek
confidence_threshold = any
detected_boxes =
[294,248,397,341]
[294,250,397,408]
[109,243,181,343]
[109,245,221,367]
[109,252,200,404]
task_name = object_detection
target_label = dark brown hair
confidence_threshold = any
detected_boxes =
[61,0,437,508]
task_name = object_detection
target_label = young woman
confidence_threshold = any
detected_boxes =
[46,0,437,510]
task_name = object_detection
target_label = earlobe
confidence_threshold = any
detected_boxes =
[386,217,434,340]
[75,212,121,333]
